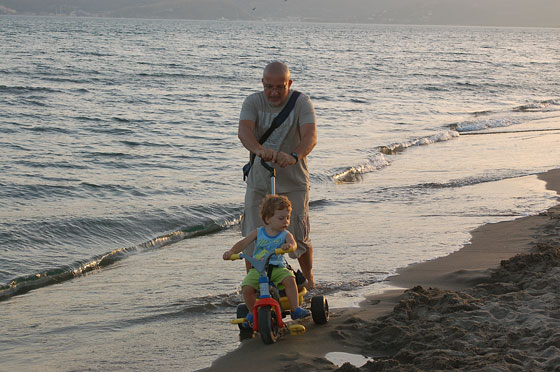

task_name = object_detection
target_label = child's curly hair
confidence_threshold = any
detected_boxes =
[259,195,292,223]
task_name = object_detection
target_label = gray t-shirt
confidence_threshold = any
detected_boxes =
[240,90,316,192]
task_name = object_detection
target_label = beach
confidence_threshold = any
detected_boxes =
[204,168,560,372]
[2,18,560,371]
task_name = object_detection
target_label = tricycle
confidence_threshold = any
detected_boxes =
[228,244,329,344]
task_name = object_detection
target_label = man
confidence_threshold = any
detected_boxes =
[238,61,317,289]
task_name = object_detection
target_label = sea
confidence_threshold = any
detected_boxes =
[1,15,559,371]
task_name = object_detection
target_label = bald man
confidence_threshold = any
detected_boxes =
[238,61,317,289]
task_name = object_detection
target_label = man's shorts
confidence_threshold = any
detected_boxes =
[241,267,295,290]
[241,187,311,259]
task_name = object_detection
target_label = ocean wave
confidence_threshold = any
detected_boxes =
[0,213,242,301]
[25,125,72,134]
[312,274,389,298]
[14,159,90,170]
[0,181,120,201]
[472,110,494,117]
[0,125,17,134]
[0,85,60,94]
[126,274,391,326]
[41,77,97,84]
[452,117,522,132]
[311,95,335,102]
[136,71,216,80]
[84,151,139,160]
[120,140,171,147]
[22,99,48,107]
[332,131,460,183]
[75,51,114,57]
[424,85,450,92]
[332,153,390,183]
[124,275,390,325]
[84,126,135,135]
[414,171,531,190]
[112,117,131,123]
[125,293,244,326]
[513,99,560,112]
[0,183,82,200]
[74,115,104,122]
[454,99,560,132]
[377,131,460,155]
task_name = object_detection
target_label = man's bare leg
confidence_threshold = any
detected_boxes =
[297,244,315,289]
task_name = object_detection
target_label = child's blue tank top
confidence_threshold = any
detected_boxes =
[252,227,288,267]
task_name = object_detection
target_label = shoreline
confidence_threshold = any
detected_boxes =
[202,168,560,372]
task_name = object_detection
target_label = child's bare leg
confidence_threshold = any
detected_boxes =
[281,276,299,312]
[242,285,257,311]
[244,259,252,273]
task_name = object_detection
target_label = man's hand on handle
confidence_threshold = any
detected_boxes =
[256,148,275,162]
[273,151,297,168]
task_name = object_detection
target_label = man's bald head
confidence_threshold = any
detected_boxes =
[263,61,290,80]
[261,61,293,106]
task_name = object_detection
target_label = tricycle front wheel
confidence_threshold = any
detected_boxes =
[258,305,279,344]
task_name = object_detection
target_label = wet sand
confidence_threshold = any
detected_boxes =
[202,168,560,372]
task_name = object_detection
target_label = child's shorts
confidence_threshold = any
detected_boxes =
[241,267,295,290]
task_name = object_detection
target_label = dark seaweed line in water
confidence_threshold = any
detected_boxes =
[0,219,236,301]
[460,128,560,136]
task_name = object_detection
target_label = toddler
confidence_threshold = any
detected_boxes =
[223,194,310,326]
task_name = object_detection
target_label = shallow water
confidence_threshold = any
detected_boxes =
[1,16,560,371]
[325,352,373,368]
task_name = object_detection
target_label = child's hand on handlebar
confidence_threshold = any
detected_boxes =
[223,250,233,260]
[281,242,295,251]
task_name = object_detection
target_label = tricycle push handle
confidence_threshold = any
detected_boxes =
[260,159,276,195]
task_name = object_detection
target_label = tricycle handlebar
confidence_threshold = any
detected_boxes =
[275,246,295,255]
[229,253,242,260]
[227,246,295,261]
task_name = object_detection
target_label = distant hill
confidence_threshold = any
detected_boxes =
[1,0,559,28]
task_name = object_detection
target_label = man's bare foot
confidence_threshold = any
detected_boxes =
[304,271,315,290]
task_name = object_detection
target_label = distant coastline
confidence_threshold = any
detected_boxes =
[1,0,559,28]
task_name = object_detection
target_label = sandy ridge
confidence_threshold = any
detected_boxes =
[203,169,560,372]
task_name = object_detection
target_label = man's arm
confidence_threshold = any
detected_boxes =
[294,122,317,159]
[274,122,317,168]
[238,119,275,162]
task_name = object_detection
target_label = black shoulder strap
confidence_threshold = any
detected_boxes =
[248,90,301,166]
[258,91,301,146]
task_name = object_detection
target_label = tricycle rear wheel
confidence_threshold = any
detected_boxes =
[311,296,329,325]
[236,303,250,330]
[258,305,279,344]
